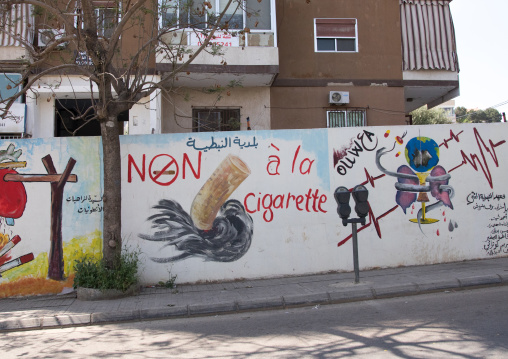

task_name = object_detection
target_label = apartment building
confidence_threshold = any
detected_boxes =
[0,3,32,138]
[272,0,459,129]
[0,0,459,138]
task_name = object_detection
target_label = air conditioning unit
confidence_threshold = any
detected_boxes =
[38,29,67,48]
[329,91,350,105]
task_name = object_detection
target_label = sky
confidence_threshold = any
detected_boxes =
[449,0,508,116]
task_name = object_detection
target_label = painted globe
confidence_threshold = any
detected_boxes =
[404,137,439,172]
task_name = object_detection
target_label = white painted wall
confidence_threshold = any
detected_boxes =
[2,123,508,298]
[0,47,27,61]
[128,96,156,135]
[162,87,271,133]
[121,123,508,285]
[26,75,162,138]
[157,46,279,67]
[27,95,55,138]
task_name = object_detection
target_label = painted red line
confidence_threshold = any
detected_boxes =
[448,162,464,173]
[337,205,398,247]
[439,129,464,148]
[377,205,398,220]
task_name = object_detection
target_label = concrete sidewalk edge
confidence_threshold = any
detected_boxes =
[1,273,506,332]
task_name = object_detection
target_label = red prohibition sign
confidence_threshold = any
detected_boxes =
[149,154,179,186]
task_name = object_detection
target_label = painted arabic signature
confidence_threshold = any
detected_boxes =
[186,136,258,152]
[66,194,103,214]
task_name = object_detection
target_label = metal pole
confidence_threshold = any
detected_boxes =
[351,222,360,283]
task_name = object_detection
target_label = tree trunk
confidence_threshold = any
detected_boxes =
[101,116,122,268]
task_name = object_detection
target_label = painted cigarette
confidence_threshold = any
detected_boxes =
[0,253,34,274]
[0,161,27,169]
[0,235,21,258]
[190,154,250,230]
[153,170,176,175]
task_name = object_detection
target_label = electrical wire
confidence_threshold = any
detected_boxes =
[263,104,406,115]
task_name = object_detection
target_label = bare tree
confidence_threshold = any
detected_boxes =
[0,0,248,267]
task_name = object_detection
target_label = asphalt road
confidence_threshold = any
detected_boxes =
[1,286,507,358]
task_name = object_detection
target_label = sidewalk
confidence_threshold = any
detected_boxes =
[1,257,507,332]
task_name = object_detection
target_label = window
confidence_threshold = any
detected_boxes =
[315,18,357,52]
[441,107,455,116]
[327,110,366,128]
[75,1,120,38]
[245,0,271,30]
[55,99,127,137]
[161,0,272,31]
[161,0,206,29]
[96,6,119,38]
[217,0,242,29]
[192,108,240,132]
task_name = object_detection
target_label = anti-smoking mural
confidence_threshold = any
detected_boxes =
[0,138,101,298]
[377,135,454,229]
[139,154,254,262]
[1,123,507,297]
[331,126,507,252]
[125,124,508,285]
[0,144,33,279]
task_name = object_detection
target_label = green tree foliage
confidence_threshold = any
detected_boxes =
[410,106,453,125]
[455,107,502,123]
[455,106,467,119]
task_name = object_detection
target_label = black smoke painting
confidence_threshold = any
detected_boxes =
[139,199,253,262]
[139,154,253,263]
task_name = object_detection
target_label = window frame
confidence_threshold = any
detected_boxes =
[75,1,121,39]
[314,18,358,53]
[159,0,273,32]
[245,0,272,31]
[327,109,366,128]
[160,0,207,29]
[95,5,120,38]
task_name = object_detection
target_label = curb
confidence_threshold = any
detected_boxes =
[1,274,506,332]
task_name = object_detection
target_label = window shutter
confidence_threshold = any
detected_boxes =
[328,110,366,128]
[316,19,356,38]
[400,0,458,71]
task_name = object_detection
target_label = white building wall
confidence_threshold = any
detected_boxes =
[162,87,271,133]
[27,95,55,138]
[26,75,162,137]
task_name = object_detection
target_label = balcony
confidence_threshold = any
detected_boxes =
[0,4,33,69]
[156,35,278,87]
[0,4,32,136]
[400,0,460,113]
[156,0,278,88]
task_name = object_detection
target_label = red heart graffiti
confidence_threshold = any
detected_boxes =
[0,169,27,218]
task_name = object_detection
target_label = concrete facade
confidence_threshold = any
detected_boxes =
[1,0,459,139]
